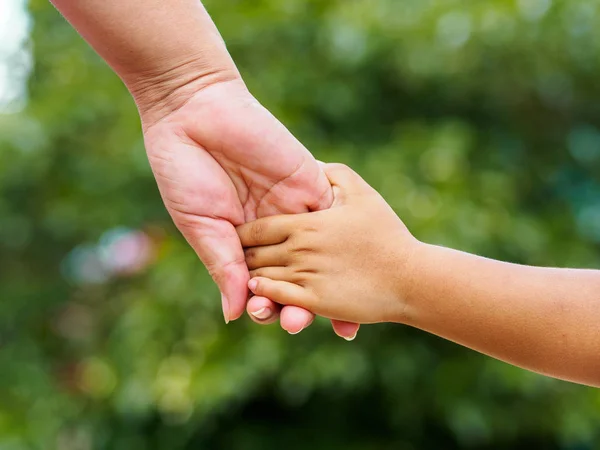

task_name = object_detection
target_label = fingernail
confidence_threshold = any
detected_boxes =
[250,307,271,320]
[343,333,357,342]
[221,293,230,324]
[288,329,302,335]
[248,278,258,292]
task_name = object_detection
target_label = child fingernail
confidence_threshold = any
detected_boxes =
[248,279,258,291]
[250,307,271,320]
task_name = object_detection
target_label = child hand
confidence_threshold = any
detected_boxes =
[242,165,600,386]
[237,164,419,325]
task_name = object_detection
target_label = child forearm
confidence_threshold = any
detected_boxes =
[403,243,600,386]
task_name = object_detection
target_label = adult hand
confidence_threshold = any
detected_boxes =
[141,77,360,339]
[50,0,359,338]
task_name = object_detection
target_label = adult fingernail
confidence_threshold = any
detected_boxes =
[250,307,271,320]
[343,332,357,342]
[221,293,230,324]
[288,329,302,335]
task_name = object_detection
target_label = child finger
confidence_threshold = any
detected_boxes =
[237,215,296,247]
[249,266,294,283]
[245,244,289,270]
[248,277,315,310]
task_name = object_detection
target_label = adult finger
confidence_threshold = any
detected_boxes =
[280,306,316,335]
[247,295,281,325]
[248,277,317,334]
[246,297,316,333]
[331,320,360,341]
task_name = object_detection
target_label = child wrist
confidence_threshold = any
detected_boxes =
[388,238,425,325]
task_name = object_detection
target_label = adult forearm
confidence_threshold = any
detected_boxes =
[50,0,241,122]
[403,243,600,386]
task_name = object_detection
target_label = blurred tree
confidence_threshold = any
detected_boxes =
[1,0,599,448]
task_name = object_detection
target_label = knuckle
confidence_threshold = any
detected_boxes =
[302,217,323,233]
[293,267,318,276]
[301,223,318,234]
[288,270,306,285]
[291,246,313,255]
[288,273,308,287]
[289,235,319,256]
[293,265,319,281]
[287,233,309,250]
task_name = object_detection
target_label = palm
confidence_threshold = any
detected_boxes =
[143,81,356,336]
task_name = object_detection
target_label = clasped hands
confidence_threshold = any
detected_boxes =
[142,77,361,340]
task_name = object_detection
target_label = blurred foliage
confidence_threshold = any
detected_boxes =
[1,0,600,448]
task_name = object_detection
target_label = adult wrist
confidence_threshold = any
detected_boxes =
[126,56,243,130]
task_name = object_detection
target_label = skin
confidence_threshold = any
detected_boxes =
[49,0,360,338]
[238,163,600,387]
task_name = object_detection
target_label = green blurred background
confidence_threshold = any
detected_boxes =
[1,0,600,448]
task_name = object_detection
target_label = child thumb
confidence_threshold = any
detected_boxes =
[322,163,375,205]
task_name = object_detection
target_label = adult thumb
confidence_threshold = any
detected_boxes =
[177,215,249,323]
